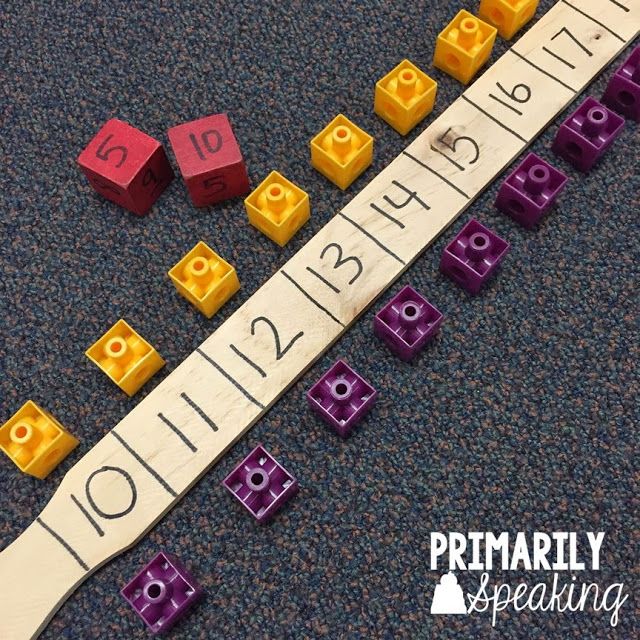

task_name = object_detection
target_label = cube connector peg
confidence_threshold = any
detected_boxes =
[121,551,203,634]
[478,0,539,40]
[168,241,240,318]
[433,10,497,84]
[495,152,568,229]
[310,114,373,190]
[374,286,444,362]
[374,59,438,135]
[602,45,640,122]
[552,97,625,173]
[222,444,299,523]
[86,319,165,396]
[245,171,310,246]
[0,401,78,479]
[307,359,377,438]
[440,219,510,295]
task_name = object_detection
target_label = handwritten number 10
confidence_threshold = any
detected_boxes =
[190,130,223,160]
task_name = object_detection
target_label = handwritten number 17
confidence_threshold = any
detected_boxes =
[543,27,593,69]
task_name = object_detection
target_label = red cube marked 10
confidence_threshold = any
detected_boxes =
[168,113,250,207]
[77,118,174,216]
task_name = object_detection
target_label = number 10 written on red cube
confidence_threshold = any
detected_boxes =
[168,113,250,207]
[77,119,174,216]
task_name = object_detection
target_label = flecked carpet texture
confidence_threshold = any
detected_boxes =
[1,1,638,638]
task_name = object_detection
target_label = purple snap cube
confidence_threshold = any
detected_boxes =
[495,153,568,229]
[440,218,510,295]
[373,285,444,361]
[222,444,299,523]
[552,97,625,172]
[121,551,203,635]
[307,359,377,438]
[602,45,640,122]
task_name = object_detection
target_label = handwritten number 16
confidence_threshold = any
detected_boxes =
[488,82,531,116]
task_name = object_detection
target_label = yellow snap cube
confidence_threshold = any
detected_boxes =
[86,319,165,396]
[375,59,438,135]
[0,401,79,479]
[433,10,497,84]
[479,0,539,40]
[310,114,373,190]
[245,171,310,246]
[168,241,240,318]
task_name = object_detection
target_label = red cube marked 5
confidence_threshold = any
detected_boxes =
[168,113,250,207]
[77,119,174,216]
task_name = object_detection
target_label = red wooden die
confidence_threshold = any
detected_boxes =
[77,119,174,216]
[167,113,250,207]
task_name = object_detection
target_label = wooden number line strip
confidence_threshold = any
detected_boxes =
[1,2,638,639]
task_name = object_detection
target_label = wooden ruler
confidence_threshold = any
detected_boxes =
[1,2,637,638]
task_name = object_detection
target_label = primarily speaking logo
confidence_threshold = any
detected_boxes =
[428,532,628,627]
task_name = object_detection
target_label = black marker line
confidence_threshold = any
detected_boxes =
[194,351,265,410]
[111,430,178,498]
[429,144,466,171]
[158,412,198,452]
[509,49,577,93]
[230,344,267,378]
[306,266,341,293]
[280,271,345,327]
[337,212,406,265]
[70,494,105,537]
[180,391,220,431]
[370,203,406,229]
[36,517,90,571]
[460,95,528,143]
[542,46,576,70]
[561,0,625,42]
[606,0,629,12]
[189,133,206,160]
[489,93,524,116]
[402,151,470,200]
